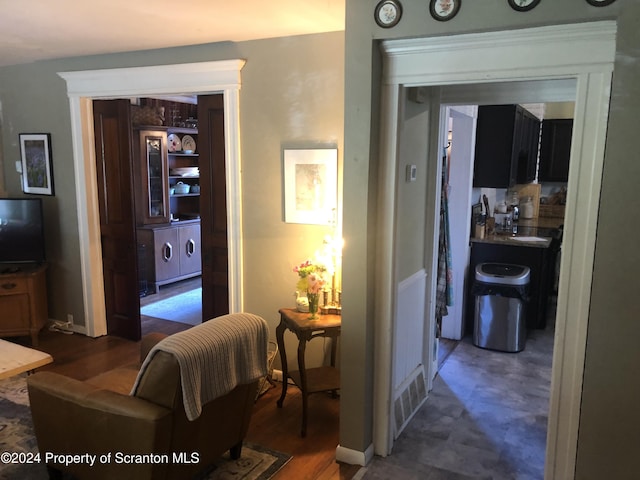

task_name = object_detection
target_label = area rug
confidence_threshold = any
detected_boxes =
[0,374,290,480]
[140,288,202,325]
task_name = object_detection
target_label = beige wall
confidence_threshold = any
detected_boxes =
[343,0,640,476]
[0,32,344,370]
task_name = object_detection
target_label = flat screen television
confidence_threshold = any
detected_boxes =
[0,198,46,265]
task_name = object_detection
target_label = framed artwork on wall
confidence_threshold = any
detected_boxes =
[508,0,541,12]
[585,0,616,5]
[283,148,338,225]
[19,133,54,195]
[429,0,461,22]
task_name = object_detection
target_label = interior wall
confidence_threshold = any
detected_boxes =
[344,0,640,473]
[0,32,344,371]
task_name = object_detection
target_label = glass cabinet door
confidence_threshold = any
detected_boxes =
[139,131,169,224]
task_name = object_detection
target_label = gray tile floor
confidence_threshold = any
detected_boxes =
[358,326,555,480]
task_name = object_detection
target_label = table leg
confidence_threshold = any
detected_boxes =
[297,336,309,437]
[329,333,339,398]
[276,319,288,408]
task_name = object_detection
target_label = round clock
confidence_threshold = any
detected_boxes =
[375,0,402,28]
[586,0,616,6]
[508,0,541,12]
[429,0,461,22]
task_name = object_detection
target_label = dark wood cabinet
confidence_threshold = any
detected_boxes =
[467,239,559,331]
[539,119,573,182]
[0,264,48,345]
[137,222,202,292]
[135,129,170,225]
[167,127,200,222]
[473,105,540,188]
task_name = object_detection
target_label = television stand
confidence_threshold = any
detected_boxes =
[0,264,48,346]
[1,266,22,274]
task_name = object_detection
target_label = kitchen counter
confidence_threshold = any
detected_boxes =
[471,217,563,249]
[471,233,552,249]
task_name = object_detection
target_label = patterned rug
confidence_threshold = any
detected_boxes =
[0,374,290,480]
[140,288,202,325]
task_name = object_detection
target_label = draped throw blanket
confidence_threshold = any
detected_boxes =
[131,313,269,421]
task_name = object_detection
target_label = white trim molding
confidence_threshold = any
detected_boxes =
[374,21,616,480]
[336,443,374,467]
[58,60,246,336]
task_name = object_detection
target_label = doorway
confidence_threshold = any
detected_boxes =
[373,22,616,480]
[58,60,246,339]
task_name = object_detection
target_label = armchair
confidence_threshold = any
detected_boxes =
[27,313,269,480]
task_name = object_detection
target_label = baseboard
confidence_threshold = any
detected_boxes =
[335,443,374,466]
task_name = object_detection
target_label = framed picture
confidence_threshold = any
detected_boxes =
[429,0,461,22]
[508,0,541,12]
[19,133,54,195]
[586,0,616,5]
[284,148,338,225]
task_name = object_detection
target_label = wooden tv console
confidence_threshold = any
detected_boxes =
[0,264,48,346]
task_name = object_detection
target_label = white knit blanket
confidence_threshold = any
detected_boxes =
[131,313,268,421]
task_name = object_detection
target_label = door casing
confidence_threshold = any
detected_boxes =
[374,21,616,480]
[58,60,245,337]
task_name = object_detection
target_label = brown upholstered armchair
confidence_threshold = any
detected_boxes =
[27,313,268,480]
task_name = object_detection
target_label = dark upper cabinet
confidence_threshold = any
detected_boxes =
[473,105,540,188]
[538,119,573,182]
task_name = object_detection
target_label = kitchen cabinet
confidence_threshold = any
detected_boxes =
[137,222,201,292]
[473,105,540,188]
[538,119,573,182]
[466,235,559,331]
[466,234,560,332]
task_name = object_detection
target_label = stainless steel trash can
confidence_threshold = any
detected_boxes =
[473,263,530,352]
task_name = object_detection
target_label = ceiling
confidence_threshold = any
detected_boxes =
[0,0,345,68]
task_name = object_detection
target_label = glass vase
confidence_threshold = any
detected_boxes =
[307,292,320,319]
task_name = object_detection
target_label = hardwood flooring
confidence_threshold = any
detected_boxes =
[11,289,359,480]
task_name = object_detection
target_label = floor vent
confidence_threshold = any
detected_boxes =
[393,366,427,438]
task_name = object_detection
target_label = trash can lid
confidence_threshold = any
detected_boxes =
[475,263,530,285]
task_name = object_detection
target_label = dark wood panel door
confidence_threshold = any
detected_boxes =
[197,94,228,321]
[93,99,141,341]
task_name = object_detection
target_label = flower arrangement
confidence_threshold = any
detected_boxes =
[293,259,327,318]
[293,260,327,294]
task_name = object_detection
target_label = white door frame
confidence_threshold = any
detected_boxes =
[58,60,246,337]
[374,22,616,480]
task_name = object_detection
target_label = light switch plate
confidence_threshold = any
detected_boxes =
[406,164,417,182]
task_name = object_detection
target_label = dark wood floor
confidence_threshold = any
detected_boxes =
[11,294,360,480]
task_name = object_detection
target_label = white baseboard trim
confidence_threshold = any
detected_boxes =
[335,443,374,466]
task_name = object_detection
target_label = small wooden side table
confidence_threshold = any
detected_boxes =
[276,308,341,437]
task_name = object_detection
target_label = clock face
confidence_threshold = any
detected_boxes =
[375,0,402,28]
[508,0,541,11]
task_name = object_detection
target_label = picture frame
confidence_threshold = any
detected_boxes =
[508,0,541,12]
[284,148,338,225]
[585,0,616,6]
[19,133,54,195]
[429,0,461,22]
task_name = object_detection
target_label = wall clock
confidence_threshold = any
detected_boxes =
[585,0,616,6]
[375,0,403,28]
[429,0,461,22]
[508,0,541,12]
